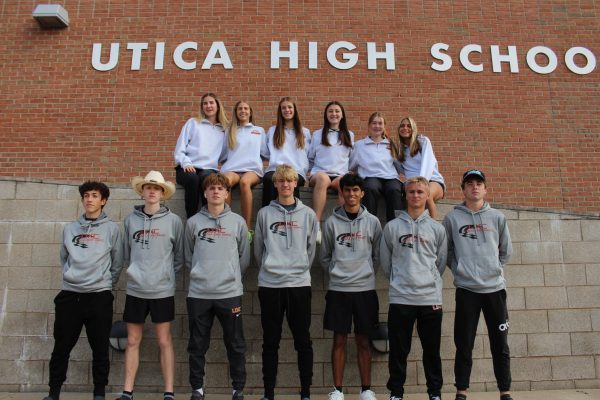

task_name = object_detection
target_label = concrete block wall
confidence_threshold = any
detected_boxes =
[1,178,600,394]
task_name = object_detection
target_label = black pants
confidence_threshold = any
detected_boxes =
[261,171,306,207]
[175,166,217,218]
[187,296,246,391]
[48,290,113,397]
[362,178,404,221]
[387,303,443,397]
[454,288,511,392]
[258,286,313,395]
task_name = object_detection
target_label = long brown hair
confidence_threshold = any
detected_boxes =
[274,97,305,150]
[321,101,352,148]
[227,101,254,149]
[396,116,421,162]
[197,92,229,127]
[368,111,398,159]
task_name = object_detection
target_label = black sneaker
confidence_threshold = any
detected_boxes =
[190,391,204,400]
[429,395,442,400]
[232,391,244,400]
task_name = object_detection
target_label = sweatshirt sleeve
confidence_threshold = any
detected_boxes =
[371,218,383,274]
[172,216,185,274]
[59,227,69,268]
[184,219,196,271]
[435,224,448,276]
[261,128,272,160]
[237,219,251,276]
[174,119,195,167]
[110,224,124,289]
[442,216,455,272]
[319,218,334,272]
[498,215,513,267]
[122,218,131,267]
[379,224,393,278]
[306,211,319,266]
[253,210,265,267]
[418,136,437,180]
[348,143,359,172]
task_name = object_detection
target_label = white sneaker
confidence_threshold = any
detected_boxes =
[316,229,322,245]
[328,389,344,400]
[360,390,377,400]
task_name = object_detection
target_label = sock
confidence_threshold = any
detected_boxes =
[121,391,133,400]
[335,387,343,392]
[194,389,204,395]
[361,386,370,392]
[164,392,175,400]
[500,395,512,400]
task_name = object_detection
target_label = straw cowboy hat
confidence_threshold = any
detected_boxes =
[131,170,176,200]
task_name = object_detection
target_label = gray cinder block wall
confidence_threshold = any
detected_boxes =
[1,177,600,394]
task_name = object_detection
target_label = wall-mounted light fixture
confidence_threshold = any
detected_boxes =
[32,4,69,28]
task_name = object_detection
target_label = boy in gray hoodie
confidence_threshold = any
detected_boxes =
[254,164,319,400]
[119,171,184,400]
[320,173,382,400]
[442,170,513,400]
[185,172,250,400]
[380,176,447,400]
[44,181,123,400]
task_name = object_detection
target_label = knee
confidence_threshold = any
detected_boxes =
[157,334,173,350]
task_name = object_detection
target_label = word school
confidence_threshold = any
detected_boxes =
[91,41,596,75]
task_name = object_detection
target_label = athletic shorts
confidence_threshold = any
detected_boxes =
[123,295,175,323]
[323,290,379,335]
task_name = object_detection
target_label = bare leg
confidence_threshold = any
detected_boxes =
[238,172,260,230]
[332,333,348,387]
[155,322,175,393]
[310,172,333,222]
[426,181,444,220]
[331,176,344,206]
[355,334,372,386]
[123,323,144,391]
[223,172,241,206]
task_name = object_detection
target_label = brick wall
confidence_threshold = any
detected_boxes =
[1,178,599,393]
[1,1,600,212]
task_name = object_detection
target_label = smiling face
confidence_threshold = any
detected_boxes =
[398,118,413,143]
[236,102,251,125]
[81,190,107,219]
[280,100,295,121]
[326,104,343,129]
[368,116,385,139]
[274,178,297,201]
[341,185,364,210]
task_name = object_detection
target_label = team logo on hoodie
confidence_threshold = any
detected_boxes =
[269,221,300,237]
[198,227,231,243]
[398,233,428,248]
[133,229,163,245]
[336,232,365,247]
[458,224,493,239]
[72,233,101,248]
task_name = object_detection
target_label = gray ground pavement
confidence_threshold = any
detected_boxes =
[1,391,600,400]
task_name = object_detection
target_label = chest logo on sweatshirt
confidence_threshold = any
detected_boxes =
[250,129,262,135]
[133,229,164,245]
[458,224,494,239]
[269,221,300,237]
[399,234,428,248]
[198,227,231,243]
[336,232,365,247]
[72,233,101,248]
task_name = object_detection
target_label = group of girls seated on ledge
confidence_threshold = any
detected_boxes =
[173,93,445,236]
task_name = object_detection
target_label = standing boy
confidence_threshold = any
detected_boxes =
[185,172,250,400]
[320,173,382,400]
[119,171,184,400]
[44,181,123,400]
[380,176,447,400]
[254,164,319,400]
[443,170,513,400]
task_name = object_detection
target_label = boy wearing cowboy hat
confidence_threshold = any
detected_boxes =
[118,171,184,400]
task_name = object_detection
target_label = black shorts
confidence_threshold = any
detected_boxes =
[123,295,175,323]
[323,290,379,335]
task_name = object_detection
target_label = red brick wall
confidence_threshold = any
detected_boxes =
[1,0,599,212]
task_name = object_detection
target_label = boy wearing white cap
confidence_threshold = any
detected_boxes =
[118,171,184,400]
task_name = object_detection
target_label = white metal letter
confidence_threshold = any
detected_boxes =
[367,42,395,70]
[430,43,452,72]
[270,41,299,69]
[127,43,148,70]
[327,41,358,70]
[91,43,119,71]
[565,47,596,75]
[459,44,483,73]
[155,42,165,70]
[491,45,519,73]
[308,42,318,69]
[201,42,233,69]
[526,46,557,74]
[174,42,197,70]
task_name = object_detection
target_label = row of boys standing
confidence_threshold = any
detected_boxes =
[44,164,513,400]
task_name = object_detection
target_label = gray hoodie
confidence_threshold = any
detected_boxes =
[380,210,447,305]
[185,204,250,299]
[320,205,382,292]
[254,199,319,288]
[123,205,184,299]
[60,212,123,293]
[442,202,513,293]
